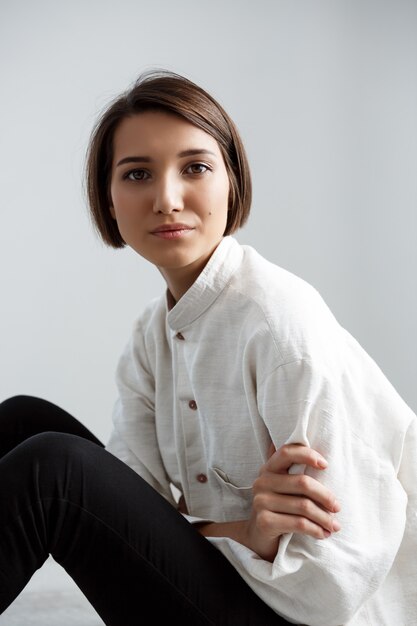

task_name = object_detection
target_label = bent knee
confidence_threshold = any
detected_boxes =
[2,432,103,492]
[0,394,49,419]
[24,431,97,456]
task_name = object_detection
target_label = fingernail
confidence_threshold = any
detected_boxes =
[317,457,328,468]
[332,520,341,532]
[333,500,341,512]
[323,530,331,538]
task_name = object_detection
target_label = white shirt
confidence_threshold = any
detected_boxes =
[106,236,417,626]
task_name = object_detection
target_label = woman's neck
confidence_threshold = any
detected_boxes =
[158,241,221,304]
[159,262,205,304]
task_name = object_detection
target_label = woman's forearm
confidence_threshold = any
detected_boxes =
[196,520,280,562]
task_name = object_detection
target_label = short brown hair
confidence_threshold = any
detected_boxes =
[85,70,252,248]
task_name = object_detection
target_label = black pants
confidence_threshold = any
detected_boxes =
[0,395,288,625]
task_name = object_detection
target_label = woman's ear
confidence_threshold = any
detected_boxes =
[108,188,116,220]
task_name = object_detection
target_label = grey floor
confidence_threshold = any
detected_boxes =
[0,558,105,625]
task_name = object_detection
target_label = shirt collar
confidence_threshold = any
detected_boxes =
[166,236,243,331]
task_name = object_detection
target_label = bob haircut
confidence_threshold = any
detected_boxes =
[85,70,252,248]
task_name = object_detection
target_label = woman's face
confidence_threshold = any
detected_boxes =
[109,111,230,292]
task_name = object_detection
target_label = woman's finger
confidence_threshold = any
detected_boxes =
[253,491,341,534]
[254,471,340,513]
[267,441,276,459]
[266,443,328,474]
[257,509,336,540]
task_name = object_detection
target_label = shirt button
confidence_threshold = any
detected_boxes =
[188,400,197,410]
[176,332,185,340]
[197,473,208,483]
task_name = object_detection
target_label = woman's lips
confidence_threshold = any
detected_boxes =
[151,225,195,240]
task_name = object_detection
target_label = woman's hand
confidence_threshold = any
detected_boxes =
[197,443,341,563]
[244,443,341,561]
[177,494,188,514]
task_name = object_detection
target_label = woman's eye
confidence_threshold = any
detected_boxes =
[124,169,149,181]
[185,163,210,175]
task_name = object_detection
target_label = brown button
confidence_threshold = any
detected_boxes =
[176,332,185,340]
[197,473,208,483]
[188,400,197,410]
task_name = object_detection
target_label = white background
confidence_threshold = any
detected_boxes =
[1,0,416,447]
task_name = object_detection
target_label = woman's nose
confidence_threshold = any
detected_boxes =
[152,176,184,214]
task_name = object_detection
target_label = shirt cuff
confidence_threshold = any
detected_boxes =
[181,513,214,525]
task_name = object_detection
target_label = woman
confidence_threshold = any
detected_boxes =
[0,70,416,626]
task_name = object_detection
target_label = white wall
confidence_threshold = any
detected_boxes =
[1,0,416,444]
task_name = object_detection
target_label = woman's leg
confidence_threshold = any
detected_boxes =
[0,397,289,625]
[0,395,103,458]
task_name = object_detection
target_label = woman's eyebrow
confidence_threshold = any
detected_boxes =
[116,148,217,167]
[177,149,217,158]
[116,156,151,167]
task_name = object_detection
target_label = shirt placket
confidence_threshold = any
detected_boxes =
[172,330,210,515]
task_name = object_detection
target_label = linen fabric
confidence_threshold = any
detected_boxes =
[106,236,417,625]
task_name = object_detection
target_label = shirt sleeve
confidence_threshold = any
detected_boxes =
[214,351,415,625]
[105,320,177,509]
